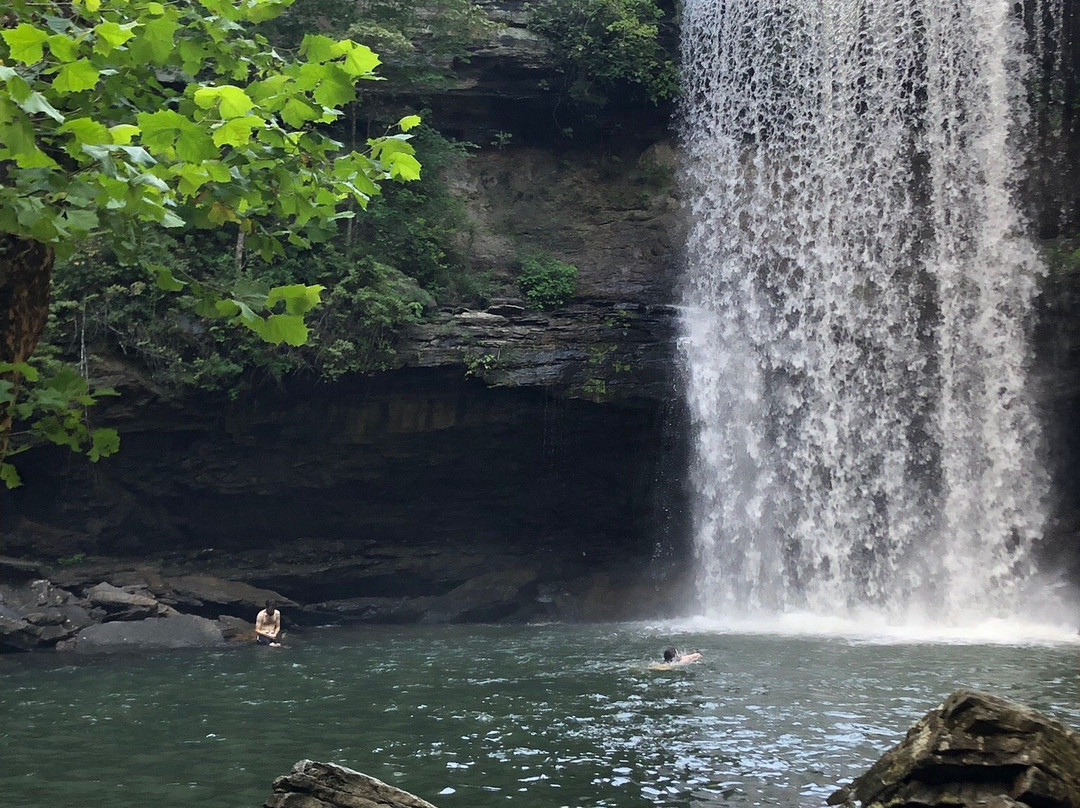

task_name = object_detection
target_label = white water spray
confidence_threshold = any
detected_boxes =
[680,0,1070,628]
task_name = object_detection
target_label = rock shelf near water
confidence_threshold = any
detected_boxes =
[829,689,1080,808]
[265,761,440,808]
[0,549,689,652]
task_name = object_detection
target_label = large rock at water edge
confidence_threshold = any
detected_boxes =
[70,613,224,653]
[828,689,1080,808]
[0,578,93,650]
[265,760,440,808]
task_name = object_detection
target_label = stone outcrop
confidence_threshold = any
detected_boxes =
[85,581,173,621]
[0,576,94,650]
[265,760,439,808]
[68,613,224,654]
[0,562,300,651]
[828,689,1080,808]
[0,541,691,651]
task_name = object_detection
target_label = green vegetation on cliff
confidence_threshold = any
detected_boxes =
[45,125,473,393]
[528,0,678,109]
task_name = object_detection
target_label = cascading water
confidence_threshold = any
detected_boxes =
[680,0,1068,626]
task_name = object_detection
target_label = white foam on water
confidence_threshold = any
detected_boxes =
[679,0,1071,630]
[654,612,1080,647]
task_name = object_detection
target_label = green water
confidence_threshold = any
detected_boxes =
[2,623,1078,808]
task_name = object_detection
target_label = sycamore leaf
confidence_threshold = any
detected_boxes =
[53,60,100,93]
[250,313,308,346]
[386,151,422,181]
[60,117,110,144]
[94,21,137,53]
[215,299,241,317]
[212,115,261,147]
[64,208,99,233]
[132,16,179,65]
[398,114,422,131]
[341,42,380,77]
[232,279,269,309]
[87,428,120,461]
[47,34,79,62]
[0,462,22,489]
[109,124,140,144]
[280,97,316,128]
[266,284,324,315]
[16,91,65,122]
[151,265,187,291]
[0,361,40,381]
[195,85,254,119]
[3,24,49,65]
[311,70,354,108]
[300,35,343,63]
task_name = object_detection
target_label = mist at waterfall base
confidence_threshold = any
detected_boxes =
[677,0,1078,639]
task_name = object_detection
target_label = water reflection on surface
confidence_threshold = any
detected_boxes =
[2,623,1078,808]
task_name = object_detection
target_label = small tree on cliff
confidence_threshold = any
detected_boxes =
[0,0,422,486]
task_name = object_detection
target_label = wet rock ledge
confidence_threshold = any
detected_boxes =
[0,550,689,652]
[829,689,1080,808]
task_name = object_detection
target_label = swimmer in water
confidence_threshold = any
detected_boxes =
[663,647,702,665]
[649,647,702,670]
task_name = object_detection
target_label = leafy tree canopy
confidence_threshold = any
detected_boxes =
[0,0,422,486]
[1,0,421,263]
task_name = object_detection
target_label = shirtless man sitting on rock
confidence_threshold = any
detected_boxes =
[255,600,282,647]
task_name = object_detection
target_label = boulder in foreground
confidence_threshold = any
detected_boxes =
[265,760,439,808]
[829,688,1080,808]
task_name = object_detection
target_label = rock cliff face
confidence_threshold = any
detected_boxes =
[1,115,690,632]
[3,0,1080,634]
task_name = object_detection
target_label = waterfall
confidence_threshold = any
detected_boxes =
[679,0,1066,625]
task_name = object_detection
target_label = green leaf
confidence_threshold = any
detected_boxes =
[251,313,308,346]
[195,85,254,119]
[311,69,355,108]
[398,114,422,132]
[212,114,261,147]
[87,428,120,461]
[2,24,49,65]
[15,91,65,122]
[266,284,325,315]
[132,16,178,65]
[215,299,241,317]
[0,462,22,489]
[47,34,80,62]
[386,151,422,181]
[300,35,343,63]
[53,60,100,93]
[63,208,99,234]
[340,42,380,77]
[94,21,137,53]
[151,265,186,291]
[280,97,316,127]
[0,361,40,381]
[60,117,111,145]
[109,124,140,145]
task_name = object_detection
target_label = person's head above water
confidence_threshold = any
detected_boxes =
[663,647,678,662]
[265,599,277,614]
